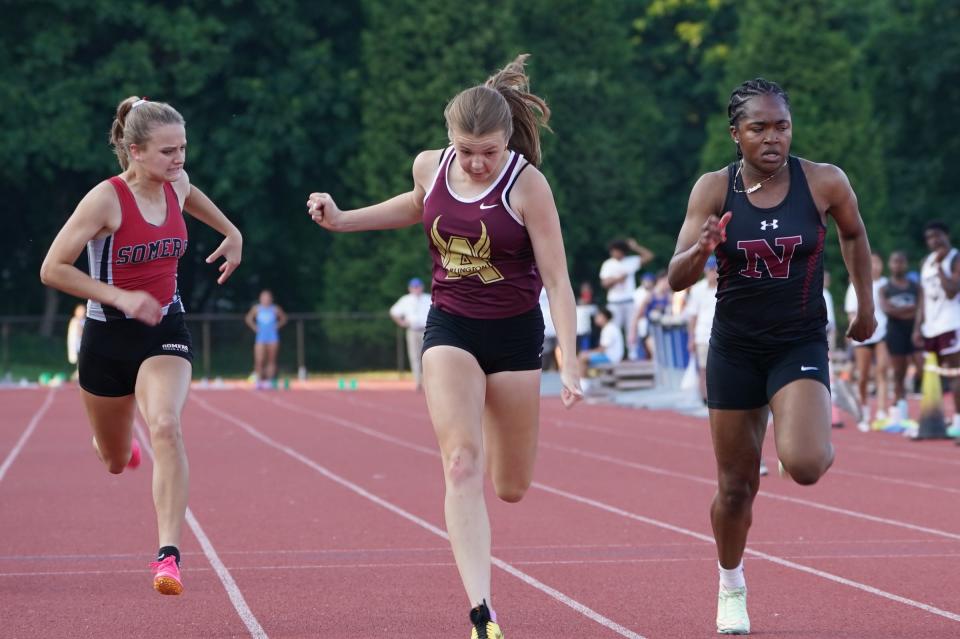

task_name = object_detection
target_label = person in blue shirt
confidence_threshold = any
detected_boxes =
[245,289,288,388]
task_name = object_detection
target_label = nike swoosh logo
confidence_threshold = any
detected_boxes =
[800,366,819,372]
[479,203,498,210]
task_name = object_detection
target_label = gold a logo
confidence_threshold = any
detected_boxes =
[430,216,504,283]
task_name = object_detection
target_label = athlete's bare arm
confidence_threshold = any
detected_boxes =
[275,305,288,329]
[177,171,243,285]
[307,149,442,233]
[512,166,582,407]
[941,252,960,299]
[40,182,163,325]
[805,161,876,341]
[244,305,258,332]
[668,170,727,291]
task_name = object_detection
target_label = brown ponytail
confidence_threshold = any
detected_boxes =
[109,96,185,170]
[444,54,551,167]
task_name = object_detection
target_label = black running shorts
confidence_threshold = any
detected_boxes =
[78,312,194,397]
[422,305,544,375]
[706,338,830,410]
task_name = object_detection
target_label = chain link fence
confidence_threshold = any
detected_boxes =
[0,312,407,381]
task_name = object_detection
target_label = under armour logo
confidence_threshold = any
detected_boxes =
[760,219,779,231]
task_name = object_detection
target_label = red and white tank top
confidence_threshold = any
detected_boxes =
[86,176,188,321]
[422,147,541,319]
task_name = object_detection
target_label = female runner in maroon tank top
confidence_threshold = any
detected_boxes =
[307,55,582,638]
[40,97,242,595]
[668,79,876,635]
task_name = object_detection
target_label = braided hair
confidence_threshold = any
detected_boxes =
[727,78,790,159]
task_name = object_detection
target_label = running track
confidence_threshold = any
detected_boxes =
[2,386,959,638]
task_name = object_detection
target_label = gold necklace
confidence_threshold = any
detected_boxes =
[733,159,788,194]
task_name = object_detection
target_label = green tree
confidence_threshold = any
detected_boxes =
[511,0,665,291]
[863,0,960,258]
[1,1,361,317]
[699,0,887,287]
[322,0,514,313]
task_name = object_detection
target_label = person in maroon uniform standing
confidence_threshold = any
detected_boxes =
[40,97,242,595]
[668,78,876,635]
[307,54,581,639]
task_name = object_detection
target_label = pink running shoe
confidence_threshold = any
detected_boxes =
[150,556,183,595]
[127,438,142,470]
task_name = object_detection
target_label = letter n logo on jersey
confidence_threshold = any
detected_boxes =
[736,236,803,279]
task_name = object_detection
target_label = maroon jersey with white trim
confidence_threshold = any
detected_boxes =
[712,156,827,350]
[423,148,541,319]
[86,177,188,321]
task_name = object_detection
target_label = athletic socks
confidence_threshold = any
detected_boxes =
[719,560,746,590]
[953,414,960,430]
[157,546,180,566]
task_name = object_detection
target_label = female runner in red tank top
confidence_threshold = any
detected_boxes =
[668,79,876,634]
[40,97,242,595]
[307,55,582,638]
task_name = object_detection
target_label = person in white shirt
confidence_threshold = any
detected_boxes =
[599,238,654,336]
[844,253,889,431]
[686,256,719,401]
[574,281,598,354]
[389,277,432,391]
[913,220,960,435]
[577,307,624,384]
[823,270,836,351]
[628,273,655,359]
[539,288,558,370]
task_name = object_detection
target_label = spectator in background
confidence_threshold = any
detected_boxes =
[845,253,889,431]
[685,255,719,401]
[879,251,920,424]
[389,277,432,391]
[245,289,288,389]
[574,281,597,355]
[578,307,624,391]
[599,237,654,336]
[628,273,655,359]
[823,271,836,351]
[914,220,960,436]
[66,303,86,380]
[631,270,671,361]
[538,288,558,370]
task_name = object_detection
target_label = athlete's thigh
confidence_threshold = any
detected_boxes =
[253,342,267,365]
[709,407,768,479]
[422,345,487,456]
[482,369,541,484]
[81,389,137,450]
[769,379,831,461]
[134,355,192,423]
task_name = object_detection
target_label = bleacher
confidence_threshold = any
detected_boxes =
[590,359,656,393]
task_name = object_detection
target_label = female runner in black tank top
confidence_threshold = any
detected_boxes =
[667,79,877,635]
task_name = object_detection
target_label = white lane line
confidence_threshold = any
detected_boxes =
[830,467,960,496]
[533,482,960,623]
[10,550,960,580]
[254,391,960,624]
[193,394,646,639]
[539,441,960,542]
[0,388,55,483]
[270,393,960,543]
[133,421,267,639]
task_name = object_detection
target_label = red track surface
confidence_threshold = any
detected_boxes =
[2,385,959,638]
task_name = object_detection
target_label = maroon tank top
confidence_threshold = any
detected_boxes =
[423,147,541,319]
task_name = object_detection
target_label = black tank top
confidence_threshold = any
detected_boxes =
[883,279,919,332]
[712,156,827,352]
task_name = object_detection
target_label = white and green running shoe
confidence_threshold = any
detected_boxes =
[717,585,750,634]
